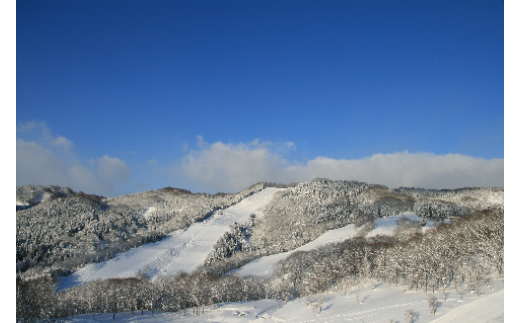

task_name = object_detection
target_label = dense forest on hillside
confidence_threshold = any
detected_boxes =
[203,179,500,268]
[16,183,265,278]
[16,179,503,322]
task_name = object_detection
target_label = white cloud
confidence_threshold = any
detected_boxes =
[97,155,132,185]
[17,120,74,153]
[178,139,504,192]
[51,136,74,152]
[16,139,70,187]
[196,135,207,149]
[179,140,287,192]
[286,152,504,189]
[16,121,133,196]
[16,138,112,194]
[66,164,112,195]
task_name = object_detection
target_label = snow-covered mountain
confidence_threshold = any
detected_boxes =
[16,178,504,323]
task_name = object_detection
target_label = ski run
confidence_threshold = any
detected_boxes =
[59,187,284,289]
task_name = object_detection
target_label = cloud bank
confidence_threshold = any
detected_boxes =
[16,124,504,196]
[16,122,132,196]
[179,138,504,192]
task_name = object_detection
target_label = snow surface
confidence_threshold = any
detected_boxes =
[230,224,357,278]
[429,289,504,323]
[367,212,446,238]
[62,281,504,323]
[59,187,284,290]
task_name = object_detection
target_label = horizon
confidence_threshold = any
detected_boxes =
[16,176,505,199]
[16,0,504,197]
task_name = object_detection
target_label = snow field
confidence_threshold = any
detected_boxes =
[429,289,504,323]
[267,281,503,323]
[62,280,503,323]
[59,187,284,290]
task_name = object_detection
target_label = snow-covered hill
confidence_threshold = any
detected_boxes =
[17,179,504,323]
[59,187,283,289]
[16,182,266,277]
[16,184,76,209]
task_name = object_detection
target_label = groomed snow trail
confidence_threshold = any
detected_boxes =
[231,213,437,279]
[230,224,357,278]
[429,289,504,323]
[59,187,283,290]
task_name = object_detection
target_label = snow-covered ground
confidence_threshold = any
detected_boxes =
[59,187,284,290]
[229,224,358,278]
[367,212,446,238]
[62,280,504,323]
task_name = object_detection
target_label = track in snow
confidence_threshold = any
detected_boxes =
[59,187,283,290]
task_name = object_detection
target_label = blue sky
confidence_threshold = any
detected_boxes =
[16,0,504,196]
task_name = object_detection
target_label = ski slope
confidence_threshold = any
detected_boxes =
[229,224,358,278]
[59,187,284,290]
[231,213,438,279]
[429,289,504,323]
[63,280,504,323]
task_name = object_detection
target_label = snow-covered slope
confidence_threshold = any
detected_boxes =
[367,212,446,237]
[263,281,504,323]
[230,224,357,278]
[16,184,76,208]
[429,289,504,323]
[230,213,437,279]
[62,280,504,323]
[60,210,446,288]
[59,187,283,290]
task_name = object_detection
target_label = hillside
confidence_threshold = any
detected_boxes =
[16,182,266,277]
[58,187,283,289]
[16,178,504,323]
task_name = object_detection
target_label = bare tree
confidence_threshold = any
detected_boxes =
[312,297,323,314]
[442,290,449,302]
[404,309,418,323]
[355,289,361,304]
[428,294,438,315]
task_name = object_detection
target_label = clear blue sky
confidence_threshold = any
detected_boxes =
[16,0,504,196]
